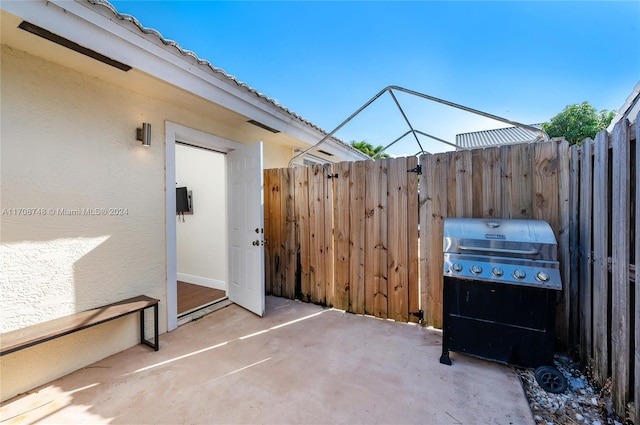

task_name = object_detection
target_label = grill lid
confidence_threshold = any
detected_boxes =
[443,218,562,290]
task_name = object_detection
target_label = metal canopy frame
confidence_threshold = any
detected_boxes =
[288,85,549,167]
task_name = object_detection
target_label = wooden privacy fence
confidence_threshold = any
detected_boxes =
[264,119,640,423]
[571,115,638,423]
[264,139,569,337]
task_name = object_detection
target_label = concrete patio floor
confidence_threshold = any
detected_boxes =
[1,296,534,424]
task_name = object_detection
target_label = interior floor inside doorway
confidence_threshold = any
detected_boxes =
[178,281,226,314]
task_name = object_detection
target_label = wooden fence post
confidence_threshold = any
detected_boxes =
[284,168,297,299]
[333,161,351,311]
[450,150,473,218]
[499,145,513,218]
[360,159,391,319]
[309,164,326,305]
[323,163,335,307]
[421,153,448,328]
[578,139,593,364]
[481,147,501,218]
[294,166,311,302]
[592,130,610,387]
[471,149,484,217]
[364,160,378,316]
[273,169,287,296]
[407,156,420,323]
[264,168,283,295]
[418,153,429,323]
[568,144,580,352]
[611,120,631,416]
[533,142,560,238]
[507,143,534,219]
[557,140,571,351]
[263,169,272,295]
[349,161,366,315]
[387,157,409,322]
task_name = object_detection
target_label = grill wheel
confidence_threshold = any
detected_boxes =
[534,365,568,393]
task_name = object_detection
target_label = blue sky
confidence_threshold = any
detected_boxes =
[110,1,639,156]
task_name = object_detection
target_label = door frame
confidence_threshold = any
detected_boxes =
[165,121,242,331]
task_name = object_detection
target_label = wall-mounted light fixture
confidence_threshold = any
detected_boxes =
[136,123,151,147]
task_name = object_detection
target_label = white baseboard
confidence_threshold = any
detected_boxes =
[177,273,225,290]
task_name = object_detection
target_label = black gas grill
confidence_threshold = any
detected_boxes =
[439,218,567,393]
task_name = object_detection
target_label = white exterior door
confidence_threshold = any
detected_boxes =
[227,142,265,316]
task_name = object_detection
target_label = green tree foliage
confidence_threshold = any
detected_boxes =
[541,101,616,145]
[350,140,391,159]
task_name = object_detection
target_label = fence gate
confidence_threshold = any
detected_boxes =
[264,157,421,323]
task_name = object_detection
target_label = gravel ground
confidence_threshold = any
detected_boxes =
[516,355,629,425]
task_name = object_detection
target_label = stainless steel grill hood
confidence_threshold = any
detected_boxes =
[442,218,562,290]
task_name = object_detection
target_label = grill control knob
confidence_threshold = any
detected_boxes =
[451,263,463,273]
[491,267,504,277]
[470,264,483,275]
[536,271,550,282]
[513,269,526,280]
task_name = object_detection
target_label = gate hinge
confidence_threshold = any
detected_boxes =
[327,173,339,179]
[407,165,422,175]
[410,310,424,321]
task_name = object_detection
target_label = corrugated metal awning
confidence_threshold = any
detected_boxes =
[456,124,544,149]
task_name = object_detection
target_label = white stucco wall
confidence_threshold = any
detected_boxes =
[263,143,294,169]
[175,145,226,288]
[0,44,293,401]
[0,19,302,398]
[0,44,164,401]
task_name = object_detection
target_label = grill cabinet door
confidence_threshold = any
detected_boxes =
[442,277,556,368]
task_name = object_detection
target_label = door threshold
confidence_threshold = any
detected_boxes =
[177,297,232,326]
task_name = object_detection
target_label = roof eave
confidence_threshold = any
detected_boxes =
[3,0,361,158]
[607,81,640,132]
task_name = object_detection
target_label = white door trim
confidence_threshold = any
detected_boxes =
[165,121,242,331]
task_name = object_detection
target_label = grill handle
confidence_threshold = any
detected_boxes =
[457,245,539,255]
